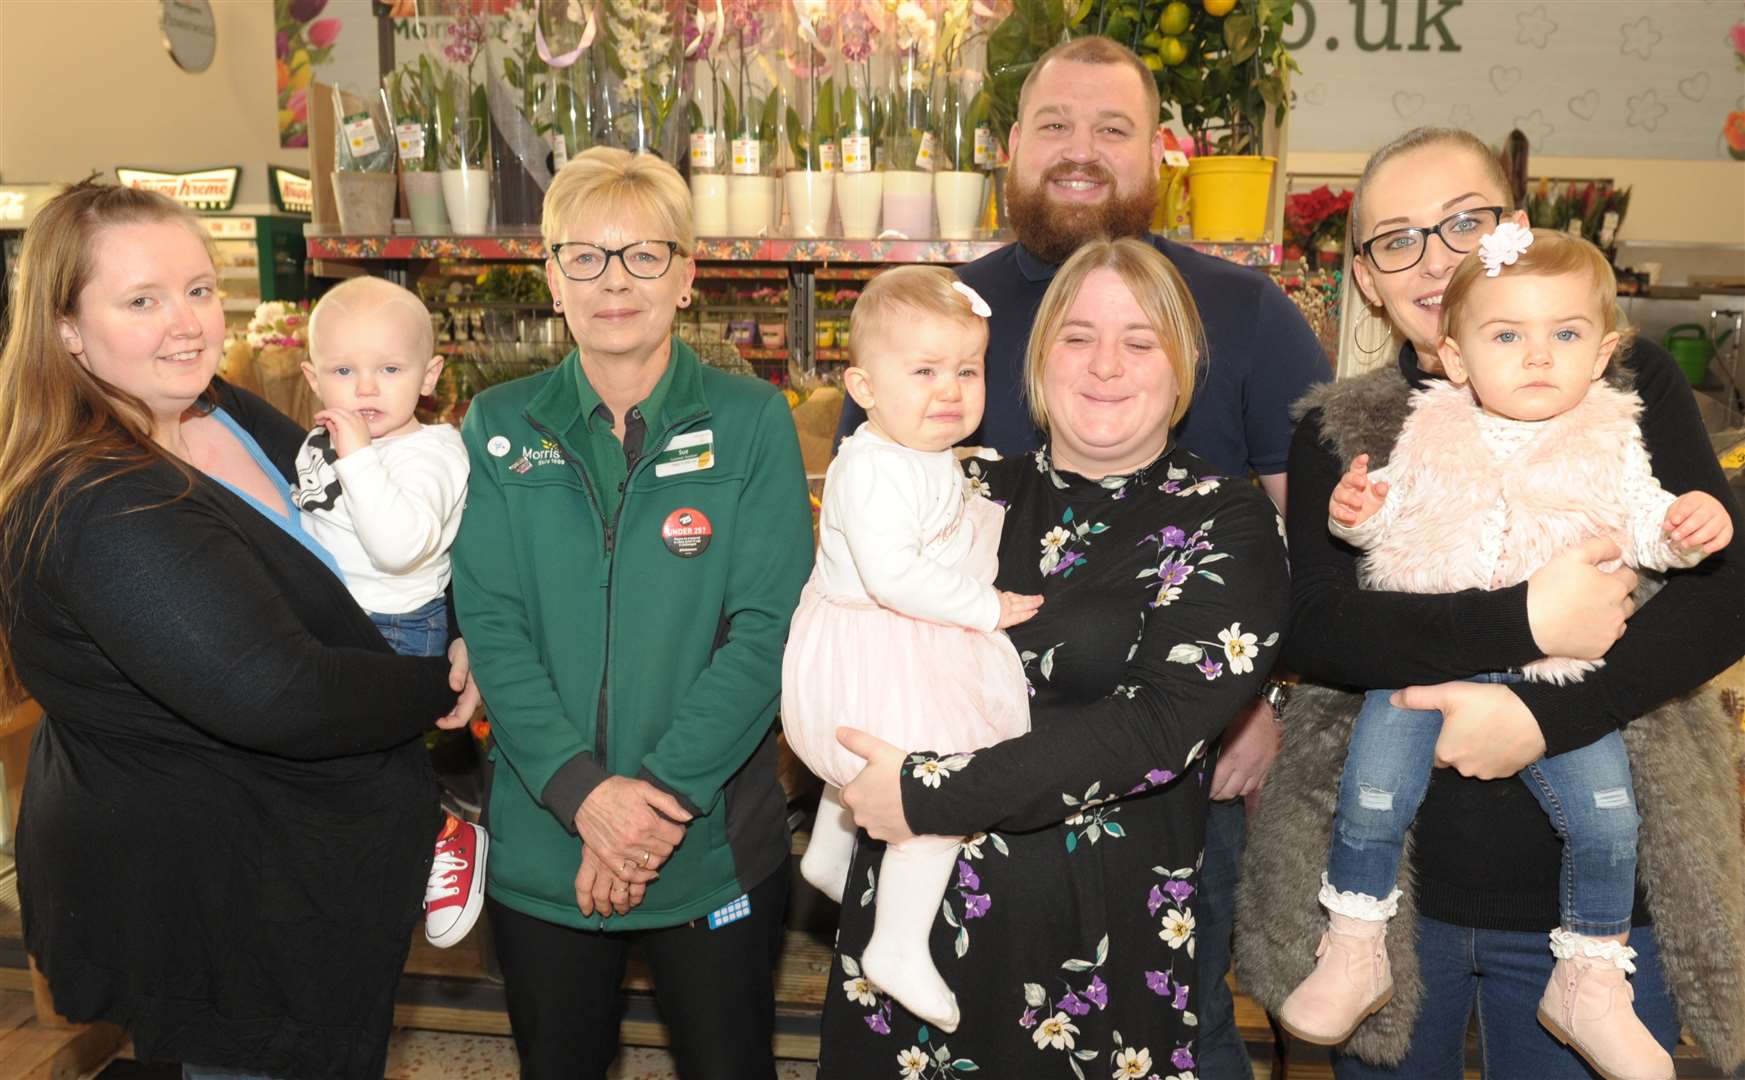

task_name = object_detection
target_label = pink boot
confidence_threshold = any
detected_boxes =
[1537,929,1674,1080]
[1277,879,1397,1045]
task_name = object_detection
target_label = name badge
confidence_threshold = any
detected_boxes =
[654,429,715,477]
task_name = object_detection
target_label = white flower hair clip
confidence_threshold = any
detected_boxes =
[1477,222,1534,277]
[952,281,993,318]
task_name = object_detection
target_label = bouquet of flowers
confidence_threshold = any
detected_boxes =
[245,301,310,350]
[1525,179,1631,250]
[1283,184,1353,261]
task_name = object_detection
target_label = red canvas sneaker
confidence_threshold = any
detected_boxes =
[425,813,488,948]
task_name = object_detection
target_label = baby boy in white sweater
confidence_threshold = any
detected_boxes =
[294,275,483,948]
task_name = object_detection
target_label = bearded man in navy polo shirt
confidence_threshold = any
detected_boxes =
[835,34,1328,1078]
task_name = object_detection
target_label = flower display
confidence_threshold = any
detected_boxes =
[720,0,781,173]
[932,0,999,171]
[785,0,839,170]
[1283,184,1354,260]
[599,0,683,157]
[245,301,310,350]
[275,0,340,149]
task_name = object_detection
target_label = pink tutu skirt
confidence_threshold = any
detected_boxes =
[781,588,1031,790]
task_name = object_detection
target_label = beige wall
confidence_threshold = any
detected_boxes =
[1288,151,1745,248]
[0,0,305,210]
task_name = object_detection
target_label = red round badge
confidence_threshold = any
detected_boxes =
[661,507,712,557]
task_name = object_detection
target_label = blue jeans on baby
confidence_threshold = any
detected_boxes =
[369,595,448,659]
[1326,674,1639,936]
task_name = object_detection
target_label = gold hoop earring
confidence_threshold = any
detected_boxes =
[1355,307,1394,357]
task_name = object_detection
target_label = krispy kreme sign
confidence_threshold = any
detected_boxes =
[115,166,241,211]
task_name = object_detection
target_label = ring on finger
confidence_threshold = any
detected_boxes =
[640,849,651,868]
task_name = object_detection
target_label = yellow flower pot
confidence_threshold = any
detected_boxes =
[1187,155,1276,242]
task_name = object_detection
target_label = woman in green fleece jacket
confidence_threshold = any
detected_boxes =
[449,148,813,1080]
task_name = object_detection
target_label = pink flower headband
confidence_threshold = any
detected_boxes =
[952,281,992,317]
[1477,222,1533,277]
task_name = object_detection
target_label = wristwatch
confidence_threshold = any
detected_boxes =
[1259,679,1291,719]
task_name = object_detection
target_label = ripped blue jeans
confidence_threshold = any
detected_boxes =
[1327,674,1639,936]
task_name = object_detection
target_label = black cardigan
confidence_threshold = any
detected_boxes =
[1284,341,1745,929]
[9,382,456,1077]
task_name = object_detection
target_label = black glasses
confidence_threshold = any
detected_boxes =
[550,240,684,282]
[1358,207,1507,273]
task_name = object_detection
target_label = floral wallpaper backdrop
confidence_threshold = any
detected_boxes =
[1287,0,1745,161]
[276,0,391,149]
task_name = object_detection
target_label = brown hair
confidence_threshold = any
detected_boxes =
[1025,237,1204,432]
[1017,36,1161,132]
[1349,126,1512,246]
[1439,228,1632,346]
[847,265,988,367]
[0,180,214,704]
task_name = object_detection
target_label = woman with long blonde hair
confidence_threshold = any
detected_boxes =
[0,181,474,1079]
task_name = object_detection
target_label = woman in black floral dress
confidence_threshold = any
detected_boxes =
[819,238,1290,1079]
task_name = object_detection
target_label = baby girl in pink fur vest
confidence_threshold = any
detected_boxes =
[1277,226,1734,1080]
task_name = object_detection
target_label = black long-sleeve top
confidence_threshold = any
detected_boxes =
[1285,341,1745,929]
[8,381,456,1077]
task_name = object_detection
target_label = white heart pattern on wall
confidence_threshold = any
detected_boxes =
[1490,66,1523,94]
[1678,72,1710,101]
[1392,92,1426,118]
[1568,91,1599,121]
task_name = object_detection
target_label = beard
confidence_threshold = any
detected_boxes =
[1005,161,1159,265]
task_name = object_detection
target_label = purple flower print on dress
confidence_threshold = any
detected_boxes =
[1172,1044,1196,1071]
[1196,656,1224,680]
[1145,969,1172,996]
[1157,559,1191,588]
[1172,982,1191,1011]
[1148,768,1176,786]
[1159,525,1186,547]
[956,860,980,891]
[865,1001,892,1035]
[1148,884,1166,917]
[1085,975,1108,1010]
[1163,878,1195,905]
[962,892,991,919]
[1059,992,1090,1016]
[1019,1006,1038,1028]
[1049,549,1086,577]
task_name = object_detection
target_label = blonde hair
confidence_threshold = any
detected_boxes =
[0,180,215,705]
[1440,228,1631,347]
[542,146,695,253]
[848,265,988,366]
[1025,237,1203,432]
[1018,36,1160,131]
[1349,126,1511,244]
[308,275,435,361]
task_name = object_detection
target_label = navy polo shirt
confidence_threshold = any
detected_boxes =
[836,237,1330,477]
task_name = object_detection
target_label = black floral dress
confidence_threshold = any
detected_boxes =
[817,444,1289,1080]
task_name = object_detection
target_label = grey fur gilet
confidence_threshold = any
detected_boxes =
[1234,366,1745,1071]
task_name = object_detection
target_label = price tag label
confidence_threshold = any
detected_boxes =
[395,122,425,162]
[841,135,872,174]
[344,112,381,158]
[551,131,570,170]
[731,138,761,175]
[690,131,718,168]
[916,131,937,169]
[973,125,993,166]
[1163,149,1190,169]
[819,141,838,173]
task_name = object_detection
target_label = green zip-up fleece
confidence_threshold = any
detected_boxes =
[451,339,813,930]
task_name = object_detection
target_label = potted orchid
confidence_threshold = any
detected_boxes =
[485,0,555,224]
[597,0,685,161]
[431,5,494,233]
[883,0,939,238]
[385,54,452,233]
[542,0,598,181]
[783,0,837,237]
[835,3,884,237]
[722,0,783,236]
[686,0,729,234]
[932,0,998,238]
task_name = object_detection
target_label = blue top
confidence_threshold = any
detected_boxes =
[837,236,1330,476]
[208,407,345,581]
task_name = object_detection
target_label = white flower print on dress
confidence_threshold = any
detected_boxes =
[1031,1011,1079,1050]
[896,1045,928,1077]
[1039,526,1072,574]
[844,975,878,1007]
[1217,623,1259,674]
[1160,907,1196,949]
[1111,1046,1153,1077]
[909,752,973,788]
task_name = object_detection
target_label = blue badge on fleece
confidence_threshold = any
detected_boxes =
[707,894,751,929]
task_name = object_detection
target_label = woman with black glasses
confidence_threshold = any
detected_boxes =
[448,147,813,1079]
[1237,127,1745,1078]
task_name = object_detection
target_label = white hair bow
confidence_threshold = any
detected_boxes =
[952,281,992,318]
[1477,222,1533,277]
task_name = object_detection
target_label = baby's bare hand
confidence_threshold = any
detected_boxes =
[1329,453,1389,528]
[1665,491,1734,555]
[315,408,374,458]
[997,591,1043,630]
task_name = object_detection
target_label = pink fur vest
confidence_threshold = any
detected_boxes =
[1358,379,1658,684]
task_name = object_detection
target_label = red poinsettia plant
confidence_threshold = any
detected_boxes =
[1283,184,1354,260]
